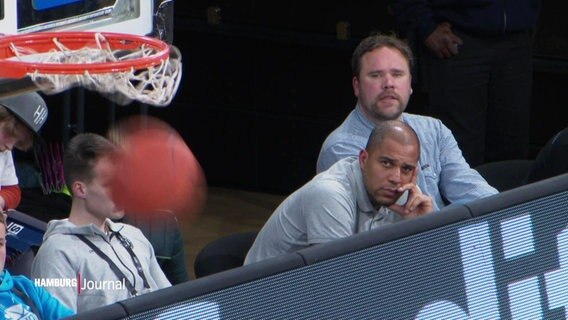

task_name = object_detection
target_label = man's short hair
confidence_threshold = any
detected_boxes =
[63,133,117,189]
[365,120,420,160]
[351,32,414,78]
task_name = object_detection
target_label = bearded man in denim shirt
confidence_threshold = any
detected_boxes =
[317,34,498,211]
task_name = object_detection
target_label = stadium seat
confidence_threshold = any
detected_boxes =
[5,210,47,277]
[194,231,258,278]
[121,210,189,285]
[475,160,535,192]
[525,126,568,184]
[475,126,568,192]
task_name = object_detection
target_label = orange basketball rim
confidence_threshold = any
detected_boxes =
[0,31,171,78]
[0,31,182,106]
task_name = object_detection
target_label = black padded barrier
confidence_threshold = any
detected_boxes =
[465,172,568,218]
[66,173,568,319]
[62,302,128,320]
[64,251,306,319]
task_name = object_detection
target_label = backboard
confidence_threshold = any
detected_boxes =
[0,0,174,98]
[0,0,153,35]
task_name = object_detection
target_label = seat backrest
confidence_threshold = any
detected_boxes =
[121,210,189,285]
[474,160,535,192]
[193,231,258,278]
[475,126,568,192]
[526,126,568,184]
[5,210,47,277]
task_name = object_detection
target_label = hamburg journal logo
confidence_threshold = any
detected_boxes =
[34,273,126,294]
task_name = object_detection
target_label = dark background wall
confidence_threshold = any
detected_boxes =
[35,1,567,196]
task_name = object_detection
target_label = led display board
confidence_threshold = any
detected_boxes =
[67,174,568,319]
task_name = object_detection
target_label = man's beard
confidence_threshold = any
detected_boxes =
[369,91,405,121]
[369,101,404,121]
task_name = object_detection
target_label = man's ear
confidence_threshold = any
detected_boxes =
[352,76,360,97]
[359,149,368,167]
[72,181,87,198]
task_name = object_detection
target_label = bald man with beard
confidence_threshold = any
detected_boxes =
[245,120,433,265]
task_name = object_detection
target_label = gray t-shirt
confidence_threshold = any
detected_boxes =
[244,157,403,265]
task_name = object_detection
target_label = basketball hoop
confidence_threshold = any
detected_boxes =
[0,32,182,106]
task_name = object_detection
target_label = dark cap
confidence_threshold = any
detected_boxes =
[0,92,48,133]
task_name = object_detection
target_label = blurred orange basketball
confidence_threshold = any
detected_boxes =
[109,116,206,221]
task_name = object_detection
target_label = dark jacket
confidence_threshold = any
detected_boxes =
[392,0,541,42]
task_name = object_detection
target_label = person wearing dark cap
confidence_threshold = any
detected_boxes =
[0,92,48,211]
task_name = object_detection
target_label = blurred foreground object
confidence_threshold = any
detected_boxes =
[109,115,206,222]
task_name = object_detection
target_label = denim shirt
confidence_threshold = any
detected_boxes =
[317,105,498,211]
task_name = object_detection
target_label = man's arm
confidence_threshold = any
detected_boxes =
[0,185,21,210]
[31,241,78,312]
[392,1,462,58]
[0,151,21,210]
[133,227,172,289]
[388,170,434,218]
[303,184,357,245]
[123,212,189,285]
[423,22,463,58]
[437,123,499,204]
[32,284,75,319]
[391,0,437,43]
[147,246,172,289]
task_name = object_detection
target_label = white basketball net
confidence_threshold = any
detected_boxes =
[8,33,182,106]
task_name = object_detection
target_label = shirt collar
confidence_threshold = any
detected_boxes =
[355,103,376,132]
[106,219,125,235]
